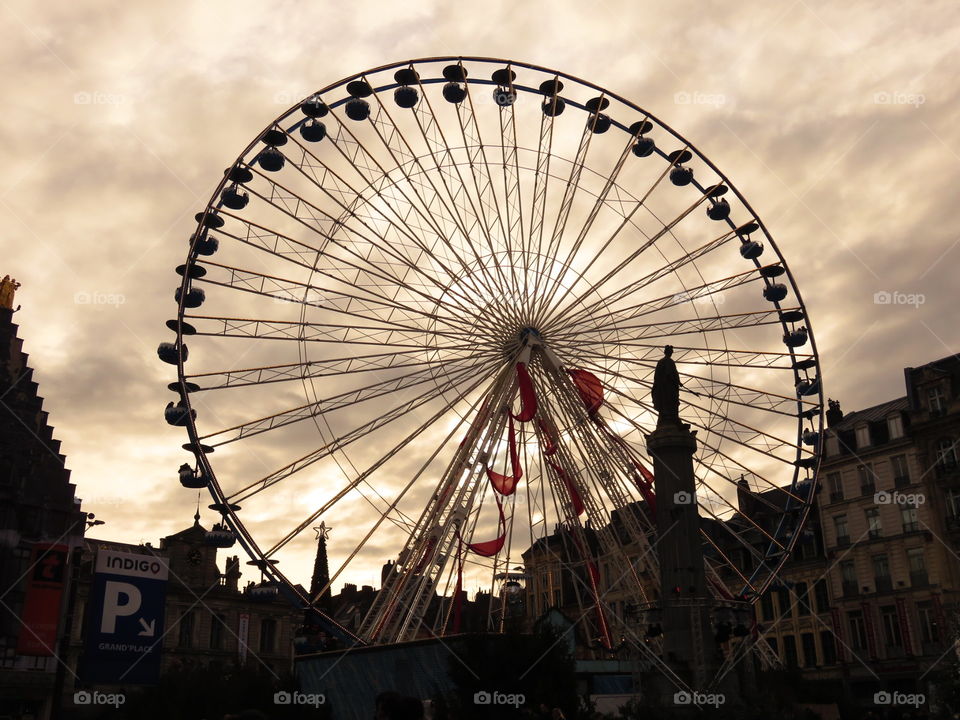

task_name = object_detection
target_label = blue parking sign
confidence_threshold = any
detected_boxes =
[81,549,169,684]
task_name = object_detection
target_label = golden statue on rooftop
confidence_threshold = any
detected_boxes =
[0,275,20,310]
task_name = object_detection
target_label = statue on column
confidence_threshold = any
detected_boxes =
[652,345,681,426]
[0,275,21,310]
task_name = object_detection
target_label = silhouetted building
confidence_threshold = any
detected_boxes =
[0,303,86,720]
[62,513,298,706]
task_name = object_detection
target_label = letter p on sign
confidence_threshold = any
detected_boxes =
[101,581,142,633]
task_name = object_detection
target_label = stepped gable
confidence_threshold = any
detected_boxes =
[0,306,81,539]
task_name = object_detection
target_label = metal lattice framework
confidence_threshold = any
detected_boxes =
[160,57,823,652]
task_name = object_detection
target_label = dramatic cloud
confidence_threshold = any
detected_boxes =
[3,0,958,593]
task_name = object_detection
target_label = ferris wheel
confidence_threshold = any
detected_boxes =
[159,57,823,650]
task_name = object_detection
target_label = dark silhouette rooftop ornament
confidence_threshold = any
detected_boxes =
[0,275,21,310]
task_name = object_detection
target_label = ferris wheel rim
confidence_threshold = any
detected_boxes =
[167,56,825,625]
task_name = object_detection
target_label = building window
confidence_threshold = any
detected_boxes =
[801,632,817,667]
[936,438,958,470]
[907,548,928,586]
[847,610,867,650]
[948,489,960,519]
[865,508,882,539]
[841,560,858,597]
[760,592,774,622]
[827,472,844,502]
[782,634,798,668]
[880,606,903,648]
[767,637,778,656]
[814,579,830,613]
[777,586,792,618]
[872,554,891,592]
[888,414,904,439]
[890,455,909,485]
[900,500,920,533]
[210,612,226,650]
[795,582,810,616]
[856,425,870,449]
[178,610,195,648]
[260,618,277,653]
[858,464,875,495]
[834,515,849,546]
[820,631,836,665]
[917,601,939,644]
[928,386,947,415]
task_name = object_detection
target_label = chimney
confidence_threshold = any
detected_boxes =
[826,398,844,427]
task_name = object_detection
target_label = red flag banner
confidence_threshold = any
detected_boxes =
[569,369,604,413]
[468,492,506,557]
[17,543,69,656]
[486,415,522,495]
[537,416,558,456]
[511,362,538,422]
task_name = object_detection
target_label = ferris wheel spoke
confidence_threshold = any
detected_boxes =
[494,65,528,311]
[213,214,506,341]
[528,116,597,325]
[185,348,443,391]
[552,263,780,341]
[409,74,514,302]
[527,83,560,284]
[539,151,711,331]
[532,121,639,327]
[285,106,503,312]
[243,167,493,324]
[557,308,793,348]
[337,77,511,304]
[615,388,802,501]
[267,377,489,569]
[185,314,488,352]
[574,343,811,371]
[227,366,496,506]
[545,219,739,333]
[199,357,494,447]
[595,398,803,534]
[195,259,474,334]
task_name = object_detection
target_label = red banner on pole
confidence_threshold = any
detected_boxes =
[16,543,69,656]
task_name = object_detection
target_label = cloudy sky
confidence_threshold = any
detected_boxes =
[3,0,959,593]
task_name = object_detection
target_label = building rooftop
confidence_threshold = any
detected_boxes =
[831,396,908,431]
